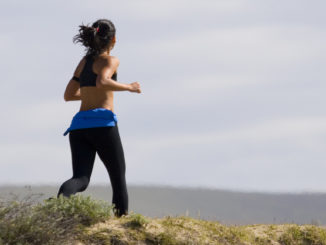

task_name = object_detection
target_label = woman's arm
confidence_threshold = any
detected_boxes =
[63,79,81,101]
[63,58,86,101]
[96,57,132,91]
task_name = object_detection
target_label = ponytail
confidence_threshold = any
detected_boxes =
[73,19,116,57]
[73,25,97,49]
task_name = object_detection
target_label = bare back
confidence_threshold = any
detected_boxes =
[76,55,117,112]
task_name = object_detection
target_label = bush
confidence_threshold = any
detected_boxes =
[38,194,114,226]
[124,213,149,229]
[279,225,326,245]
[0,193,114,245]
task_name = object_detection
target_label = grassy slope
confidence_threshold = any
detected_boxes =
[1,194,326,245]
[79,214,326,245]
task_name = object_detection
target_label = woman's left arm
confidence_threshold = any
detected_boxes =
[63,79,81,101]
[63,57,86,101]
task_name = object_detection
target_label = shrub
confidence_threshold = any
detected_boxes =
[0,193,114,245]
[279,225,326,245]
[124,213,149,229]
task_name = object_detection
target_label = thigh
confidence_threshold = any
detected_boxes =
[91,125,126,175]
[69,129,97,178]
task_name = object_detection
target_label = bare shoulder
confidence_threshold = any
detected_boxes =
[110,55,120,63]
[110,56,120,69]
[95,55,120,76]
[97,55,119,66]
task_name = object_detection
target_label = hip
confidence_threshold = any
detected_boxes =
[63,107,118,136]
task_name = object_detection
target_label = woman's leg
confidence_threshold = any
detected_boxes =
[90,125,128,217]
[57,130,96,198]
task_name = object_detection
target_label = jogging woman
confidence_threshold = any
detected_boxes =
[57,19,141,217]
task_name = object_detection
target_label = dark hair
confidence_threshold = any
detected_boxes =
[73,19,116,58]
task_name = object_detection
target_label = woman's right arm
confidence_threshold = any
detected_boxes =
[96,57,141,93]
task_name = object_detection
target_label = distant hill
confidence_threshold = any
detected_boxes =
[1,184,326,225]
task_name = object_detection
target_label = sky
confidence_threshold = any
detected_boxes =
[0,0,325,192]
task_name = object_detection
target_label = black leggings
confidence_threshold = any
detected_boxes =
[57,124,128,217]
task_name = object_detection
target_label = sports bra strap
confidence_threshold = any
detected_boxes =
[72,76,80,81]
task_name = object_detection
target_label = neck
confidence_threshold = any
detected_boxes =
[103,50,111,55]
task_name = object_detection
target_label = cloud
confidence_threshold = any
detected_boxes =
[124,116,326,150]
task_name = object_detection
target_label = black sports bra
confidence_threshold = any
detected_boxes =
[72,56,117,87]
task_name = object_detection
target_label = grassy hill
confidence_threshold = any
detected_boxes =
[2,185,326,225]
[1,194,326,245]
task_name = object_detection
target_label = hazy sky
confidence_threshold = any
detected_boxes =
[1,0,325,192]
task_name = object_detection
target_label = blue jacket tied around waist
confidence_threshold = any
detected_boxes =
[63,108,118,136]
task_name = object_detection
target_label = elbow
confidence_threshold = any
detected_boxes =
[64,93,70,102]
[96,79,111,89]
[96,80,103,89]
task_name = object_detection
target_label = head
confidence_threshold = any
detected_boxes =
[73,19,116,57]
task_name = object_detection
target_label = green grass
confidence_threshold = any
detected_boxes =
[0,193,114,245]
[279,225,326,245]
[1,193,326,245]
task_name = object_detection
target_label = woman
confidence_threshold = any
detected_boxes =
[57,19,141,218]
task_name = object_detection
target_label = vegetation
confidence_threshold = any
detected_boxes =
[1,193,326,245]
[0,193,113,245]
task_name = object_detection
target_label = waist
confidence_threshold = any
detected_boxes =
[79,89,114,110]
[63,108,118,136]
[74,107,117,119]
